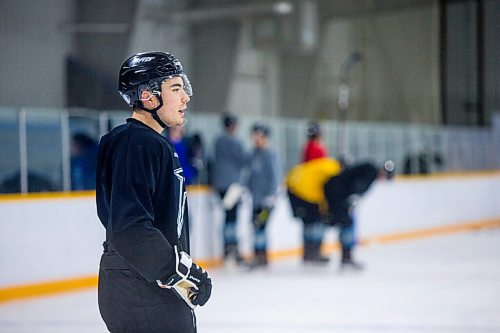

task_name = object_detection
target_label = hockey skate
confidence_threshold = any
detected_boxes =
[303,243,330,264]
[303,253,330,264]
[223,244,244,270]
[340,248,363,270]
[244,251,268,270]
[340,257,364,270]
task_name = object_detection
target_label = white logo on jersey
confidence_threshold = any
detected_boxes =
[174,168,187,238]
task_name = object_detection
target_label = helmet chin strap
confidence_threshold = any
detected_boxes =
[137,93,167,129]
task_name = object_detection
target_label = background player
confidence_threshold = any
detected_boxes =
[286,157,342,263]
[213,113,248,265]
[302,121,328,162]
[245,123,279,268]
[324,161,394,268]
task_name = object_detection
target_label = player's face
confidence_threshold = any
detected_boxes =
[157,77,190,127]
[252,132,267,148]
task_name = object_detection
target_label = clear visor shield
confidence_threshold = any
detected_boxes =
[180,74,193,97]
[162,74,193,97]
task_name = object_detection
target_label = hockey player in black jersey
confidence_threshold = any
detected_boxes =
[96,52,212,333]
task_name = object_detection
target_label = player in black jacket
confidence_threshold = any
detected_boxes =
[96,52,212,333]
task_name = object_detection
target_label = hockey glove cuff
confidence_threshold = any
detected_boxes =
[156,246,212,308]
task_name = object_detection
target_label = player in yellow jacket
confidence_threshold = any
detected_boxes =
[285,157,342,263]
[286,157,394,267]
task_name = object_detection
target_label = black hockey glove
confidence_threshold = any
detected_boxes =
[188,263,212,306]
[156,246,212,308]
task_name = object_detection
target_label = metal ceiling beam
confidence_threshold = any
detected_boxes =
[143,1,294,23]
[58,22,129,34]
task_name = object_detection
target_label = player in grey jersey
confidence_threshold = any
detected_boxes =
[245,123,279,268]
[213,113,248,264]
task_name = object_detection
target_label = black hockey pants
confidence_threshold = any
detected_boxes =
[98,243,197,333]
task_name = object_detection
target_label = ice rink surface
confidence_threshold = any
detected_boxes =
[1,229,499,333]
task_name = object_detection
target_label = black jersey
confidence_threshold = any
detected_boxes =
[96,118,190,283]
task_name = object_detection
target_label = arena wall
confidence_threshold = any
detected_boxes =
[1,172,499,297]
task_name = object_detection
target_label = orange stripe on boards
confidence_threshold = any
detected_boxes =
[396,170,500,181]
[195,257,224,269]
[1,219,499,304]
[1,170,499,202]
[0,186,212,202]
[282,219,500,258]
[268,247,304,261]
[0,185,212,203]
[0,275,98,304]
[359,218,500,246]
[186,184,213,193]
[0,190,96,202]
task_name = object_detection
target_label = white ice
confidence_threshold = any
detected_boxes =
[1,229,499,333]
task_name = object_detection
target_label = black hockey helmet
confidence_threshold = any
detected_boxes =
[222,113,238,128]
[306,121,321,139]
[118,51,192,108]
[252,122,270,137]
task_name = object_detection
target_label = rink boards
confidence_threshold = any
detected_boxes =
[0,171,499,302]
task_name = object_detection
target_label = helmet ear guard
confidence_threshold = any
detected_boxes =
[137,84,155,101]
[126,81,166,128]
[119,77,162,108]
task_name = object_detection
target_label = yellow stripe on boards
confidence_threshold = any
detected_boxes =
[0,275,98,304]
[396,169,500,181]
[0,169,498,202]
[0,185,214,202]
[193,257,224,270]
[0,190,96,202]
[358,219,500,246]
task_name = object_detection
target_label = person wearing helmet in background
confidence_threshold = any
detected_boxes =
[96,52,212,333]
[245,123,279,269]
[289,121,331,263]
[302,121,328,162]
[213,113,248,266]
[286,157,341,264]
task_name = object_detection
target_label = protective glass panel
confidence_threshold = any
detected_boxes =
[69,113,101,190]
[25,109,63,192]
[0,108,21,193]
